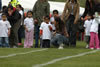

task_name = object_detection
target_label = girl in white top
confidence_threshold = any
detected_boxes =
[89,11,100,49]
[16,4,24,46]
[84,14,92,48]
[24,11,34,48]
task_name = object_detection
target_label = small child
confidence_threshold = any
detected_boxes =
[84,14,92,48]
[40,15,52,48]
[24,11,34,48]
[0,14,11,48]
[89,10,100,49]
[50,10,59,31]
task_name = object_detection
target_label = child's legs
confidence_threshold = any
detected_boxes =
[85,36,90,45]
[90,32,95,48]
[42,40,46,48]
[95,33,100,48]
[4,37,9,47]
[0,37,3,47]
[24,31,29,48]
[28,29,34,47]
[46,40,50,48]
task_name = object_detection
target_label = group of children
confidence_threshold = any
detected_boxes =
[0,4,100,49]
[0,5,59,48]
[84,11,100,49]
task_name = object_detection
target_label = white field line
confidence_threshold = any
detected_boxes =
[0,49,48,59]
[33,50,99,67]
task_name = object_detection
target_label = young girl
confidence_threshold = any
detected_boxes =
[24,11,34,48]
[16,4,24,46]
[84,14,92,48]
[89,9,100,49]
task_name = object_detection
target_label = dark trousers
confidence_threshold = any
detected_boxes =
[0,0,2,10]
[9,20,21,47]
[42,39,50,48]
[34,24,39,48]
[98,24,100,45]
[66,15,77,46]
[18,25,25,43]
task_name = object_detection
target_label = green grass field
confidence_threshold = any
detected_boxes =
[0,41,100,67]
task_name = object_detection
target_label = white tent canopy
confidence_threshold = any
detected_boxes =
[2,0,84,15]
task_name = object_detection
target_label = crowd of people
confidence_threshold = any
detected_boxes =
[0,0,100,50]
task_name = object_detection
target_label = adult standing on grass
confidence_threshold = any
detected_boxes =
[0,0,2,10]
[61,0,80,47]
[5,6,21,48]
[32,0,50,48]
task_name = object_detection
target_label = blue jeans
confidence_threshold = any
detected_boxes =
[51,33,68,47]
[34,24,39,48]
[0,37,9,47]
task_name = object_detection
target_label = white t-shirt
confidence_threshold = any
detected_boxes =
[40,22,52,40]
[84,20,92,36]
[0,20,11,37]
[50,17,55,30]
[90,17,100,33]
[24,18,34,32]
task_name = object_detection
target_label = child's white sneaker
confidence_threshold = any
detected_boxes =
[96,48,100,50]
[86,45,89,48]
[90,48,94,50]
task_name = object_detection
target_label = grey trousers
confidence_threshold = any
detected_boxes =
[51,33,68,47]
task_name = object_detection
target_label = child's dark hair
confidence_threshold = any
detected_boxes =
[55,17,64,32]
[2,6,8,11]
[16,4,24,11]
[8,5,13,10]
[53,10,59,14]
[27,11,33,15]
[87,12,92,16]
[1,13,7,17]
[44,15,50,20]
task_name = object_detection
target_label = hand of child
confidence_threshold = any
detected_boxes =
[8,31,10,37]
[53,31,56,36]
[34,19,38,24]
[65,33,69,37]
[51,21,54,24]
[48,25,52,31]
[8,11,12,16]
[25,28,28,32]
[81,17,84,21]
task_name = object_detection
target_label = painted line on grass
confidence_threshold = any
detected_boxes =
[0,49,48,59]
[33,50,99,67]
